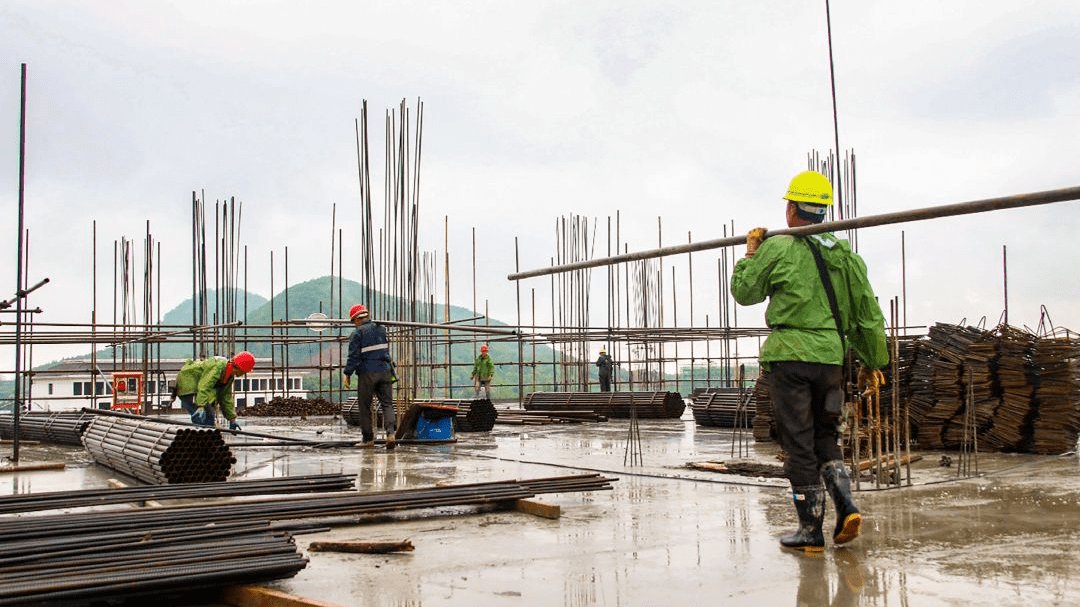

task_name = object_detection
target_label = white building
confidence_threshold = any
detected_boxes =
[26,357,308,413]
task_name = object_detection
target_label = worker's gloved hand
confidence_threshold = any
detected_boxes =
[857,367,886,395]
[745,227,767,258]
[391,374,399,384]
[228,420,241,431]
[342,373,351,389]
[192,407,210,425]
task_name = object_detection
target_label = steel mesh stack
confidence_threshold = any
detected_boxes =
[751,372,776,442]
[1029,335,1080,453]
[81,416,236,484]
[0,411,91,446]
[988,325,1037,450]
[688,387,755,428]
[412,398,498,432]
[523,391,685,419]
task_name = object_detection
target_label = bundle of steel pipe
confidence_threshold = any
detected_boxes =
[688,387,755,428]
[493,407,607,424]
[0,474,616,540]
[412,398,498,432]
[0,411,91,446]
[80,416,236,484]
[0,473,355,515]
[523,391,686,419]
[0,520,306,606]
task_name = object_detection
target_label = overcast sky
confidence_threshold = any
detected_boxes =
[3,1,1080,368]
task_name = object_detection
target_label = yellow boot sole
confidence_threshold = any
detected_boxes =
[834,513,862,545]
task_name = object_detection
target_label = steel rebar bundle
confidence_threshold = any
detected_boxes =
[523,391,685,419]
[688,387,755,428]
[493,407,607,425]
[0,473,355,515]
[0,474,615,541]
[0,411,90,446]
[0,520,306,606]
[80,416,236,484]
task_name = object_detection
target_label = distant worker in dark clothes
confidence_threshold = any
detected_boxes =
[343,304,397,450]
[596,348,614,392]
[174,351,254,430]
[731,170,888,553]
[471,345,494,400]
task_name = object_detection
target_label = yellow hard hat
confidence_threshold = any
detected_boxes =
[784,171,834,206]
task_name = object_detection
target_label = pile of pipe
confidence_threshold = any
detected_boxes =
[0,411,91,446]
[524,391,686,419]
[81,415,235,484]
[688,387,755,428]
[494,407,607,424]
[0,519,306,606]
[246,396,340,417]
[0,473,355,515]
[412,398,498,432]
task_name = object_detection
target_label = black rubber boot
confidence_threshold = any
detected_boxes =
[821,460,862,545]
[780,486,825,552]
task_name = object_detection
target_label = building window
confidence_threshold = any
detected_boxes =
[147,381,156,394]
[260,379,268,391]
[234,379,241,391]
[276,378,283,391]
[237,398,247,407]
[73,382,82,396]
[254,397,265,405]
[242,379,249,392]
[48,383,53,395]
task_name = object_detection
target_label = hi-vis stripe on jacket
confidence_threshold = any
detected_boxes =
[344,321,394,376]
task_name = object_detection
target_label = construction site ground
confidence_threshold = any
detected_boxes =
[6,406,1080,607]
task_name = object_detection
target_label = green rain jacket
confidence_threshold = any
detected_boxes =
[175,357,238,421]
[731,232,889,371]
[471,354,495,381]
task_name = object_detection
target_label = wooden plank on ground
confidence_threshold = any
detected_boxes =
[219,586,349,607]
[308,539,414,554]
[0,462,64,473]
[514,498,561,519]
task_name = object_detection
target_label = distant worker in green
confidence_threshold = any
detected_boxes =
[595,348,614,392]
[174,351,254,430]
[471,345,495,400]
[730,170,888,553]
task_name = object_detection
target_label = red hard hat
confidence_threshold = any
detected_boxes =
[480,345,489,352]
[349,304,369,321]
[233,351,255,374]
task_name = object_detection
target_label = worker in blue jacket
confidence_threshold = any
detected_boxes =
[342,304,397,449]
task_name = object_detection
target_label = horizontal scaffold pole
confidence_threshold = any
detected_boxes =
[508,184,1080,281]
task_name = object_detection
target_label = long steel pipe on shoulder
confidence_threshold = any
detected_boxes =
[507,185,1080,281]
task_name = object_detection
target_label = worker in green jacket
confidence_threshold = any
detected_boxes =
[471,345,495,400]
[731,170,888,553]
[174,351,255,429]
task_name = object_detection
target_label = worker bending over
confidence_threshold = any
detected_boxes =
[174,351,254,430]
[731,170,888,552]
[343,304,397,449]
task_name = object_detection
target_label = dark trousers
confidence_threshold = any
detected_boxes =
[769,361,845,487]
[357,370,396,441]
[179,394,215,426]
[598,373,611,392]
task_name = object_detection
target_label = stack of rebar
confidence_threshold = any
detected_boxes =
[1029,335,1080,453]
[411,398,498,432]
[0,411,91,446]
[246,396,341,417]
[0,520,307,606]
[988,325,1037,450]
[688,387,755,428]
[751,372,776,442]
[0,473,356,515]
[523,391,685,419]
[494,408,607,425]
[81,416,235,484]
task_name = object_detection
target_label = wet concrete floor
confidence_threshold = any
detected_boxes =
[4,410,1080,607]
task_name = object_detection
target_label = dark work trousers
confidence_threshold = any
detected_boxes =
[769,361,845,487]
[356,369,397,441]
[598,373,611,392]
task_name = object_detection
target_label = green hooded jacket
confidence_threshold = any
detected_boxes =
[731,232,889,371]
[471,354,494,381]
[175,357,238,421]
